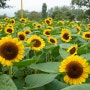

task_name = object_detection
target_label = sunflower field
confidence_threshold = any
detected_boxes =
[0,17,90,90]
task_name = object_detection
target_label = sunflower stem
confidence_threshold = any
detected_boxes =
[9,66,12,78]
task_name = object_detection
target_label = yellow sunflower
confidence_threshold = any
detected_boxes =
[7,24,13,28]
[20,18,26,23]
[60,28,72,42]
[0,36,24,66]
[36,24,42,29]
[4,17,9,21]
[5,27,14,34]
[47,26,53,29]
[24,29,31,35]
[10,19,15,24]
[18,32,26,41]
[59,55,90,85]
[48,36,58,45]
[76,26,81,34]
[43,29,51,37]
[87,24,90,30]
[82,32,90,40]
[27,35,45,51]
[45,18,52,24]
[67,44,78,55]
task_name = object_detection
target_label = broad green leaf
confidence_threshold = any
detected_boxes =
[61,84,90,90]
[30,62,60,73]
[60,43,74,49]
[81,53,90,60]
[45,79,68,90]
[13,59,36,68]
[59,48,70,59]
[0,74,17,90]
[25,74,57,89]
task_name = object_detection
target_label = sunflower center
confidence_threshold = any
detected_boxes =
[19,34,25,40]
[45,31,50,35]
[25,31,30,34]
[66,61,83,78]
[70,47,76,54]
[63,33,69,40]
[46,20,50,24]
[7,28,12,33]
[85,34,90,38]
[0,42,18,60]
[50,39,55,43]
[31,39,41,47]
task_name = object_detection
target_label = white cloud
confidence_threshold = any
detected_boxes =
[0,0,71,17]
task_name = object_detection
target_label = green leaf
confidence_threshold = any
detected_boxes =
[45,79,68,90]
[61,84,90,90]
[59,48,70,59]
[30,62,60,73]
[60,43,74,49]
[25,74,57,89]
[13,59,36,68]
[0,74,17,90]
[81,53,90,60]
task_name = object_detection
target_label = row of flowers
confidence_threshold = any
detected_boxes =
[0,17,90,87]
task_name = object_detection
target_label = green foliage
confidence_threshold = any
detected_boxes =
[41,3,47,18]
[0,74,17,90]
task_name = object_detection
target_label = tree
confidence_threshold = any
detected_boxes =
[41,3,47,18]
[0,0,10,8]
[71,0,90,8]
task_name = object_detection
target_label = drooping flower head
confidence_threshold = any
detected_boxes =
[0,36,24,66]
[59,55,90,85]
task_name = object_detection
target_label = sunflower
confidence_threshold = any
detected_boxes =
[27,35,45,51]
[76,26,81,34]
[87,24,90,30]
[60,28,72,42]
[10,19,15,24]
[48,36,58,45]
[59,55,90,85]
[18,32,26,41]
[20,18,26,23]
[7,24,13,28]
[47,26,53,29]
[43,29,51,37]
[82,32,90,40]
[0,36,24,66]
[24,29,31,35]
[45,18,52,24]
[67,44,78,55]
[36,24,42,29]
[5,27,14,34]
[4,17,9,21]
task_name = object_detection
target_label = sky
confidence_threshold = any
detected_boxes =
[0,0,72,17]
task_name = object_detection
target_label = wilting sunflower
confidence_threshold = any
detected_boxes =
[5,27,14,34]
[0,36,24,66]
[59,55,90,85]
[67,44,78,55]
[18,32,26,41]
[24,29,31,35]
[43,29,51,37]
[20,18,26,23]
[48,36,58,45]
[45,18,52,24]
[60,28,72,42]
[82,32,90,40]
[27,35,45,51]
